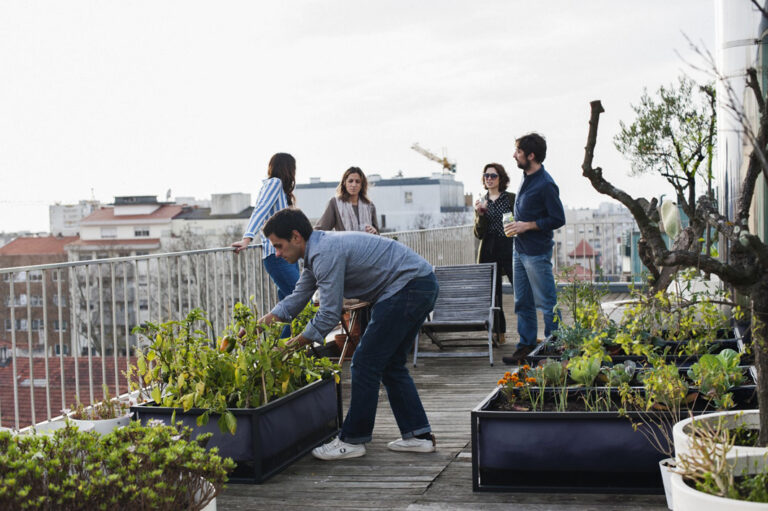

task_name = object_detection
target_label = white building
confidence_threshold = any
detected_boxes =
[295,172,470,232]
[169,193,253,249]
[49,200,101,236]
[553,202,636,279]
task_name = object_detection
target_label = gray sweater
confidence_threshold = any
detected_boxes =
[271,230,433,342]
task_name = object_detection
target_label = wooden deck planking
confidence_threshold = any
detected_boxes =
[218,295,666,510]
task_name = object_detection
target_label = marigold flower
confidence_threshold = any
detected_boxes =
[515,381,524,387]
[504,372,512,379]
[497,379,506,386]
[526,377,536,383]
[510,373,519,381]
[522,364,531,371]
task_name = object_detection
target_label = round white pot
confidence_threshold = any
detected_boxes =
[659,457,675,510]
[70,413,132,436]
[673,410,767,462]
[670,453,768,510]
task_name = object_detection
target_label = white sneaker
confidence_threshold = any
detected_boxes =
[387,434,436,453]
[311,436,366,460]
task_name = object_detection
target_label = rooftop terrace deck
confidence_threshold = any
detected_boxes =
[219,297,666,510]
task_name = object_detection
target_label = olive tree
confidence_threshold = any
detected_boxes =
[581,62,768,442]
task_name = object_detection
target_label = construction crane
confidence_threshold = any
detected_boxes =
[411,143,456,173]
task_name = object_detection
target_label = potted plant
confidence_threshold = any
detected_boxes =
[68,384,132,436]
[129,303,342,483]
[670,415,768,509]
[0,421,234,510]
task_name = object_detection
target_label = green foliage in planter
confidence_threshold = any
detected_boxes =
[601,360,637,387]
[129,303,339,435]
[0,421,235,510]
[687,349,744,410]
[615,270,740,357]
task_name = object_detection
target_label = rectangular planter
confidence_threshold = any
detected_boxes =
[527,332,742,367]
[471,385,756,493]
[132,377,342,483]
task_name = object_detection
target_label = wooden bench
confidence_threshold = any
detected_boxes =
[413,263,497,366]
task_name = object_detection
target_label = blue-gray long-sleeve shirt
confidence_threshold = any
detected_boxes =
[270,230,433,343]
[513,166,566,255]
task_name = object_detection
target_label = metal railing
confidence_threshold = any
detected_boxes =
[0,224,475,430]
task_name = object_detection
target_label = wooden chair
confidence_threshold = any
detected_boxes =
[413,263,497,366]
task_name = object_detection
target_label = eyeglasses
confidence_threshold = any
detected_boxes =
[483,173,499,179]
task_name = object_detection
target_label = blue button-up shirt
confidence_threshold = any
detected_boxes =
[271,230,433,342]
[513,166,566,255]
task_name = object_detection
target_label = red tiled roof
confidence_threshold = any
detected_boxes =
[568,239,598,258]
[0,236,79,256]
[0,356,137,429]
[81,205,184,223]
[66,238,160,247]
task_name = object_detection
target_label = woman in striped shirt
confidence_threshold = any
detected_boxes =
[232,153,301,314]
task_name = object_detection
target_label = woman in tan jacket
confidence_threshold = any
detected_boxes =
[316,167,379,234]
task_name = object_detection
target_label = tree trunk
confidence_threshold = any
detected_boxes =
[752,282,768,446]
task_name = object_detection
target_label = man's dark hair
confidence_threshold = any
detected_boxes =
[515,133,547,163]
[263,207,313,241]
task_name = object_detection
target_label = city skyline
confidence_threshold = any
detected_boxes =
[1,1,715,233]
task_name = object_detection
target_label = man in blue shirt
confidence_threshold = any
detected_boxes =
[258,208,439,460]
[503,133,565,364]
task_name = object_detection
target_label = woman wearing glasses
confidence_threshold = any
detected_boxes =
[474,163,515,345]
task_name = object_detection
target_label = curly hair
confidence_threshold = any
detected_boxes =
[482,163,510,192]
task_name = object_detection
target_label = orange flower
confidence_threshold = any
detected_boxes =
[497,379,506,386]
[526,377,536,383]
[515,381,524,387]
[522,364,531,371]
[510,373,519,381]
[504,372,512,379]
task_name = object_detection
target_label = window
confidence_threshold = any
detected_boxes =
[404,192,413,204]
[139,299,148,311]
[29,295,43,307]
[52,294,67,307]
[28,271,43,281]
[3,271,26,282]
[30,319,44,330]
[53,320,67,332]
[51,271,65,282]
[4,319,28,331]
[101,227,117,239]
[5,294,27,307]
[134,226,150,237]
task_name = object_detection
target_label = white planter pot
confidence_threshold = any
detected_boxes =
[670,453,768,510]
[70,413,132,436]
[659,457,675,510]
[22,420,94,435]
[673,410,767,462]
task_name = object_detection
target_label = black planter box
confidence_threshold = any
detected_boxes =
[471,384,756,493]
[132,377,342,483]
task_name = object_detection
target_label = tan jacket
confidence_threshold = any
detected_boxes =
[315,198,380,232]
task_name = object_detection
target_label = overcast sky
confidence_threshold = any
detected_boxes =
[0,0,715,233]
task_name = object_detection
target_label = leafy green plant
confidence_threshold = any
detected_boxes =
[68,384,130,421]
[687,348,744,410]
[602,360,637,387]
[128,304,339,434]
[567,355,602,387]
[0,421,235,510]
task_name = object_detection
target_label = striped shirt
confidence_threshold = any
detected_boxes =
[242,177,289,259]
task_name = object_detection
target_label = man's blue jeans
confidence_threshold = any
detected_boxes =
[513,248,559,347]
[340,274,438,444]
[263,254,300,337]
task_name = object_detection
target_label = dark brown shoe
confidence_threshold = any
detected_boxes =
[502,345,534,365]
